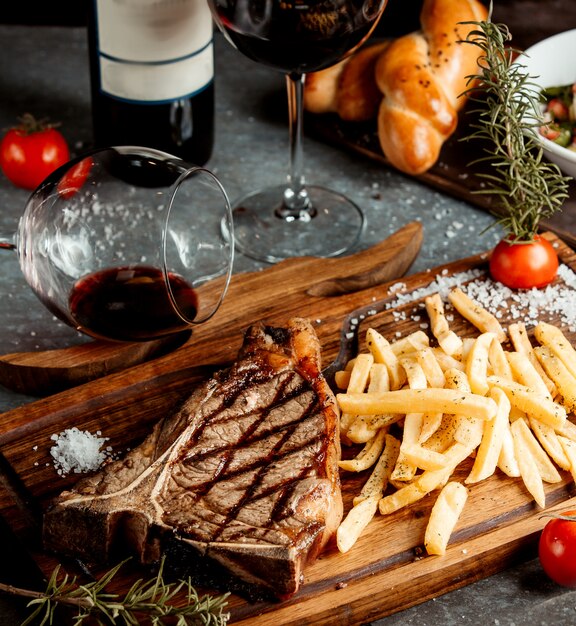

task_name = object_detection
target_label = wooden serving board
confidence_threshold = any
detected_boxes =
[1,227,576,625]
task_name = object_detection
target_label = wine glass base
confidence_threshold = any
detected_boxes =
[222,185,364,263]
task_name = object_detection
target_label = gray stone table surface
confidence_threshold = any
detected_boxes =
[0,23,575,626]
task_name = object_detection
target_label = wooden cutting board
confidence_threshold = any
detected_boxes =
[1,226,576,625]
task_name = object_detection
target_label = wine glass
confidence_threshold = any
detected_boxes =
[0,146,234,342]
[209,0,389,262]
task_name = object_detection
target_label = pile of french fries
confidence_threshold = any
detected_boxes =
[335,287,576,556]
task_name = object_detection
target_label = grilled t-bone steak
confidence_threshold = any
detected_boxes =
[43,318,343,598]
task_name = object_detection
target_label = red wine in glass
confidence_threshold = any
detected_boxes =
[209,0,389,262]
[69,266,198,342]
[214,0,385,74]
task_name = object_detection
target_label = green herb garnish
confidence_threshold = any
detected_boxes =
[0,557,230,625]
[461,11,570,241]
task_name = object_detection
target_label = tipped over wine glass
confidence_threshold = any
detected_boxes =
[208,0,389,262]
[0,146,234,343]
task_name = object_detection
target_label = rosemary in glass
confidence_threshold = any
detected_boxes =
[462,16,570,241]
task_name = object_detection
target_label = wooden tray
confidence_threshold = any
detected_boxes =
[1,228,576,625]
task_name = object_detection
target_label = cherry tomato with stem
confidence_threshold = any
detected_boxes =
[0,114,70,190]
[489,235,559,289]
[539,511,576,588]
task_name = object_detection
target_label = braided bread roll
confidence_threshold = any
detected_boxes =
[304,41,390,121]
[375,0,488,175]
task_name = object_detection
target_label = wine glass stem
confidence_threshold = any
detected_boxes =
[277,73,316,221]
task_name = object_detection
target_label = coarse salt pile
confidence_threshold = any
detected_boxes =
[50,427,112,476]
[385,263,576,332]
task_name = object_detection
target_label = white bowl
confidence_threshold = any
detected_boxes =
[516,28,576,178]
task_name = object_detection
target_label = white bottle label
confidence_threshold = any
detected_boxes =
[94,0,214,104]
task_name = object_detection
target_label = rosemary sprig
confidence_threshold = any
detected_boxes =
[0,557,230,625]
[461,13,570,241]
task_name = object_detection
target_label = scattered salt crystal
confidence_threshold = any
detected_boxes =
[384,264,576,331]
[50,427,112,476]
[389,282,406,294]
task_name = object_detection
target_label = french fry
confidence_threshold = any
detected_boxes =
[535,321,576,381]
[367,363,390,393]
[534,345,576,413]
[347,412,403,444]
[448,287,507,343]
[507,351,552,399]
[334,370,351,389]
[461,337,476,362]
[346,353,374,392]
[391,330,430,356]
[401,443,449,471]
[337,495,379,554]
[512,418,562,484]
[508,322,532,353]
[416,347,446,389]
[422,415,460,452]
[528,417,571,471]
[346,363,393,444]
[399,357,428,391]
[366,328,406,390]
[466,387,510,484]
[340,353,374,439]
[511,418,546,508]
[419,412,444,444]
[444,368,483,449]
[558,436,576,483]
[424,482,468,556]
[558,418,576,443]
[487,375,567,429]
[334,358,356,389]
[443,440,478,467]
[509,322,557,396]
[466,332,496,396]
[379,465,453,515]
[444,367,471,392]
[389,352,428,481]
[497,418,521,478]
[489,339,513,379]
[353,434,400,505]
[391,412,423,482]
[338,427,387,472]
[425,293,463,356]
[430,347,465,372]
[337,389,498,421]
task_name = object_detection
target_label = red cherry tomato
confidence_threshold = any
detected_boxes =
[57,157,94,199]
[0,114,70,190]
[489,235,559,289]
[539,511,576,588]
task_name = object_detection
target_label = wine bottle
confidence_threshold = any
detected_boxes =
[87,0,214,165]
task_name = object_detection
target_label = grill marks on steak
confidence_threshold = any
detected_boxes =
[163,370,327,542]
[43,318,343,598]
